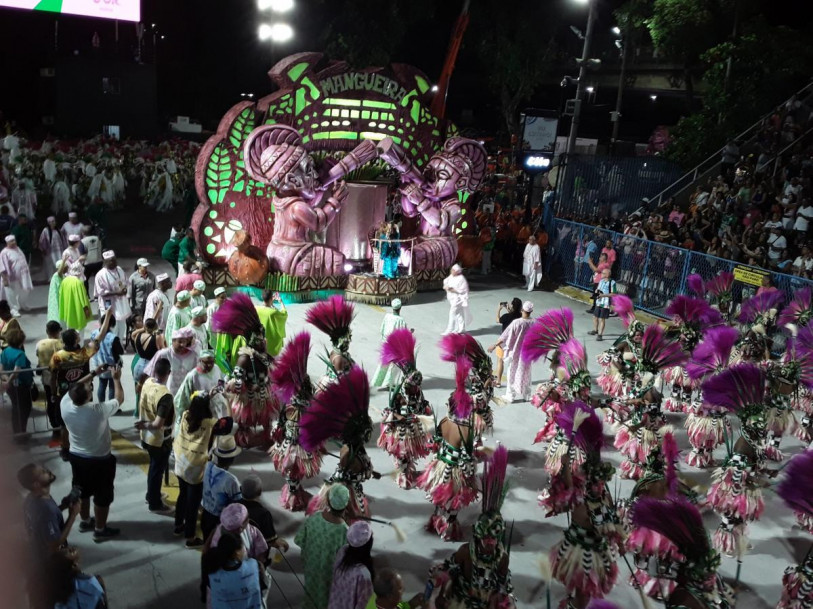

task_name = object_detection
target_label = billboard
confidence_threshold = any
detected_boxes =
[521,110,559,153]
[0,0,140,22]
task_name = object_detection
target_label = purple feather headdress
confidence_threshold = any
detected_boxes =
[662,429,679,497]
[452,356,474,420]
[777,449,813,518]
[520,308,574,363]
[612,294,636,328]
[687,273,706,297]
[270,331,311,404]
[481,444,509,515]
[705,272,734,299]
[439,333,490,380]
[305,295,355,343]
[380,328,416,372]
[794,325,813,390]
[638,324,688,373]
[778,287,813,329]
[300,365,370,452]
[558,338,588,379]
[738,290,784,325]
[211,292,263,340]
[701,363,766,414]
[631,496,711,562]
[686,326,740,380]
[586,602,621,609]
[554,400,604,454]
[666,295,724,328]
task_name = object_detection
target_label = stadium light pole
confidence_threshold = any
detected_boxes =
[610,26,628,154]
[258,0,294,12]
[565,0,598,156]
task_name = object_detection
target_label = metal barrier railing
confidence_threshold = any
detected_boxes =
[547,219,813,318]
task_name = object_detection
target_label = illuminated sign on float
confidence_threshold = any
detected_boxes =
[0,0,141,22]
[525,155,551,169]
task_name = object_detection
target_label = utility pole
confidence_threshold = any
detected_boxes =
[610,34,629,154]
[565,0,597,155]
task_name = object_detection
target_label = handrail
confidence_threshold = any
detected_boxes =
[771,125,813,176]
[650,79,813,207]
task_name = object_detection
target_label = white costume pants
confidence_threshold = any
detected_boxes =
[443,304,471,334]
[5,281,28,313]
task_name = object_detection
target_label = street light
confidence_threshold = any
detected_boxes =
[611,26,621,35]
[258,0,294,12]
[565,0,598,156]
[258,22,294,42]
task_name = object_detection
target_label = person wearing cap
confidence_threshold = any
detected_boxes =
[141,327,199,396]
[371,298,408,391]
[201,532,263,609]
[61,212,84,242]
[442,264,471,335]
[52,170,72,216]
[185,305,210,353]
[165,290,192,342]
[39,216,66,279]
[11,213,34,262]
[174,349,224,433]
[208,502,269,565]
[47,260,68,326]
[488,300,535,403]
[62,233,85,274]
[94,251,131,343]
[128,258,156,317]
[294,484,350,609]
[200,435,242,544]
[144,273,173,331]
[206,286,227,337]
[523,234,542,292]
[0,234,33,317]
[80,226,103,293]
[190,279,207,310]
[328,520,375,609]
[134,357,175,514]
[238,475,289,551]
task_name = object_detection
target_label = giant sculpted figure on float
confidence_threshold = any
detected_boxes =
[379,136,486,272]
[244,124,378,276]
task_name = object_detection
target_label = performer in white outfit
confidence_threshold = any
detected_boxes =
[51,171,72,215]
[0,235,33,315]
[94,250,132,342]
[522,235,542,292]
[61,212,84,241]
[38,216,66,279]
[442,264,472,335]
[489,301,536,402]
[370,298,409,390]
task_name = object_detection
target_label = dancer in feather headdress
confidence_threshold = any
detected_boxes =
[211,292,280,447]
[631,497,733,609]
[417,349,479,541]
[550,402,622,609]
[301,365,378,520]
[305,295,355,386]
[794,324,813,444]
[777,449,813,609]
[730,290,783,365]
[705,272,735,322]
[662,295,724,413]
[439,333,496,441]
[595,294,646,425]
[614,325,687,480]
[429,445,515,609]
[703,363,770,557]
[684,326,740,468]
[523,308,578,444]
[376,327,433,489]
[268,332,322,511]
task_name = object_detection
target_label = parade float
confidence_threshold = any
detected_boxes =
[191,52,486,303]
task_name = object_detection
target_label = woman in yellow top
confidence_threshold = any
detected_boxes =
[0,299,22,348]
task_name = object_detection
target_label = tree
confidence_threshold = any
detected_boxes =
[469,0,560,137]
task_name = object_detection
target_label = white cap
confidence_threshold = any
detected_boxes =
[156,273,169,282]
[391,298,402,309]
[451,264,462,273]
[102,250,116,260]
[68,234,80,242]
[137,258,150,267]
[522,301,534,313]
[214,287,226,296]
[47,215,56,222]
[4,235,15,243]
[193,280,206,291]
[191,305,206,317]
[177,290,191,302]
[68,212,78,219]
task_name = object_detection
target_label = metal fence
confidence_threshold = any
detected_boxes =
[548,219,813,318]
[554,156,684,220]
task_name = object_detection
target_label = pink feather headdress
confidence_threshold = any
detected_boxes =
[300,365,370,452]
[558,338,588,379]
[638,324,688,374]
[793,325,813,390]
[481,444,509,515]
[554,400,603,454]
[452,355,474,420]
[211,292,264,340]
[305,295,355,343]
[439,333,491,380]
[520,308,574,363]
[777,449,813,518]
[778,287,813,329]
[665,295,724,328]
[738,290,784,326]
[631,496,712,562]
[701,363,766,415]
[612,294,636,327]
[380,327,417,372]
[662,429,679,497]
[705,272,734,300]
[686,273,706,297]
[270,332,311,404]
[686,326,740,380]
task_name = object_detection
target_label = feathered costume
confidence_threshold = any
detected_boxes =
[430,446,515,609]
[268,332,322,511]
[705,272,735,322]
[550,402,623,607]
[377,328,433,489]
[684,326,740,468]
[794,322,813,444]
[703,364,768,557]
[301,365,374,520]
[614,325,687,480]
[631,497,733,609]
[778,449,813,609]
[418,343,479,541]
[211,293,280,447]
[305,295,355,385]
[523,308,579,445]
[662,294,723,413]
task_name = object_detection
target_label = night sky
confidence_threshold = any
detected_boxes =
[1,0,812,142]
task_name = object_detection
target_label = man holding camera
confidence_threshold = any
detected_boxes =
[60,362,125,542]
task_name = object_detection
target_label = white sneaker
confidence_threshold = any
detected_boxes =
[11,310,20,318]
